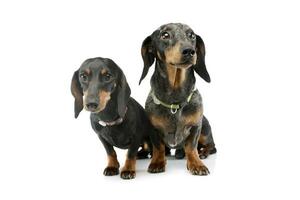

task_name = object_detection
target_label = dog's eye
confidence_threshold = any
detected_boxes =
[188,32,196,40]
[103,73,112,81]
[80,73,88,82]
[161,32,170,40]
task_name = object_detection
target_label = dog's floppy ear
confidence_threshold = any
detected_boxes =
[193,35,211,83]
[117,71,131,118]
[71,70,83,118]
[139,36,155,84]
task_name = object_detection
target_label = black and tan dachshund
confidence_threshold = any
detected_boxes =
[71,57,159,179]
[139,23,216,175]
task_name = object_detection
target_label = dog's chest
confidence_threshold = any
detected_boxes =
[92,122,131,149]
[146,96,203,135]
[149,108,199,132]
[104,128,131,148]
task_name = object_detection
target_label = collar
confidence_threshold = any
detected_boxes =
[98,107,128,127]
[151,88,196,114]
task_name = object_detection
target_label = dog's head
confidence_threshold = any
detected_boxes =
[139,23,210,84]
[71,57,131,118]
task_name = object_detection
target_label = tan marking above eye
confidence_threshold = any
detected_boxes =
[84,68,91,75]
[100,68,108,75]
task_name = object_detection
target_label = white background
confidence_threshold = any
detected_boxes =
[1,0,300,199]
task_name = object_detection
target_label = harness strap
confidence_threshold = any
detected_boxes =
[151,89,196,114]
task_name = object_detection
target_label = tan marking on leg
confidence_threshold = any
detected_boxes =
[143,142,149,150]
[199,134,207,146]
[152,143,165,163]
[107,152,119,168]
[120,156,137,179]
[121,157,136,172]
[185,145,204,169]
[148,142,166,173]
[184,137,209,175]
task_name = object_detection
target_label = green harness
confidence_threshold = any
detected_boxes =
[151,89,196,114]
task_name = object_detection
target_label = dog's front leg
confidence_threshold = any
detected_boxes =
[98,135,120,176]
[147,141,166,173]
[184,127,209,175]
[121,156,136,179]
[120,143,139,180]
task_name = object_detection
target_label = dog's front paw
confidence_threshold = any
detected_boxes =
[120,170,136,179]
[148,162,165,173]
[187,164,210,176]
[103,167,119,176]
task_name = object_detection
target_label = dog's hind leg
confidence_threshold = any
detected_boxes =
[198,115,217,159]
[137,139,152,159]
[137,143,172,159]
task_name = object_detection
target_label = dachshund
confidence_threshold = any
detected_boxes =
[139,23,216,175]
[71,57,159,179]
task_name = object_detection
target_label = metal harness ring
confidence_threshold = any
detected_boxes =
[170,104,178,114]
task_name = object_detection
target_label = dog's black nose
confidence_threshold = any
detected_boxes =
[86,102,98,111]
[182,48,195,57]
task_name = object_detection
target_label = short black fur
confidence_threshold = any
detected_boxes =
[71,57,159,179]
